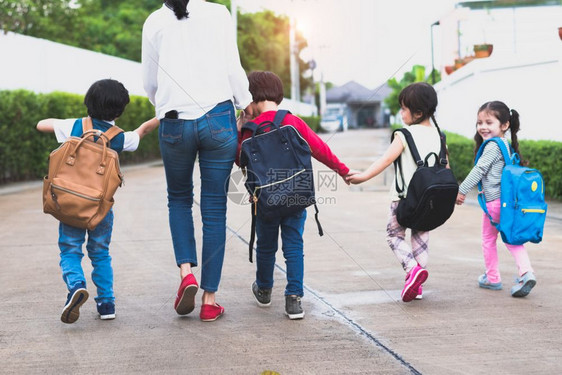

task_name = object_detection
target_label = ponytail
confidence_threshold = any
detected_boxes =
[165,0,189,20]
[508,108,526,164]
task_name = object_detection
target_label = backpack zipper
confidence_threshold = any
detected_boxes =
[252,169,307,216]
[255,169,306,190]
[51,184,101,202]
[521,208,545,214]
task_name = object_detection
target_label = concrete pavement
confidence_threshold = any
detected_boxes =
[1,129,561,374]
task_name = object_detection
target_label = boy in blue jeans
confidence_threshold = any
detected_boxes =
[236,71,350,319]
[37,79,158,323]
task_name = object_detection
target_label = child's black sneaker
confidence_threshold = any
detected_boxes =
[252,281,272,307]
[61,282,89,324]
[285,295,304,320]
[97,302,116,320]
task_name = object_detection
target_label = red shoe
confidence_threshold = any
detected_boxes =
[174,274,198,315]
[200,303,224,322]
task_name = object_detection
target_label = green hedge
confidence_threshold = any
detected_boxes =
[0,90,159,184]
[300,115,320,133]
[390,124,562,199]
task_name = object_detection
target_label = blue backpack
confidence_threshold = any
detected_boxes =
[239,110,323,262]
[475,138,547,245]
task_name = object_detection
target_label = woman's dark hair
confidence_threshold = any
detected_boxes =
[84,79,130,121]
[164,0,189,20]
[248,71,284,105]
[398,82,439,127]
[473,101,524,163]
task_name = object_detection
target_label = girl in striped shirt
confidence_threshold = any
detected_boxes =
[456,101,536,298]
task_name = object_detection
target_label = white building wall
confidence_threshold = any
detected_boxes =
[0,32,146,97]
[434,51,562,142]
[0,32,317,116]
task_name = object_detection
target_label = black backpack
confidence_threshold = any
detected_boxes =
[239,110,322,262]
[392,126,458,231]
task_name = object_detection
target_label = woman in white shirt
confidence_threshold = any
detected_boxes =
[142,0,254,322]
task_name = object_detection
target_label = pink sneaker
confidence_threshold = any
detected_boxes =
[401,265,428,302]
[415,286,423,300]
[174,274,199,315]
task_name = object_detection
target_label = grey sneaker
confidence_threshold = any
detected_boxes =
[285,295,304,320]
[252,281,272,307]
[511,271,536,297]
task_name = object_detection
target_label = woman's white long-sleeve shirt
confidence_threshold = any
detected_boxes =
[142,0,252,120]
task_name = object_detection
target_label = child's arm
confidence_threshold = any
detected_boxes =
[134,117,159,139]
[346,136,404,184]
[36,119,57,133]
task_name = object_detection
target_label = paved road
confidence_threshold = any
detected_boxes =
[1,129,561,374]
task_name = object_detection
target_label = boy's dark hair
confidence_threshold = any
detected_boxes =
[84,79,130,121]
[398,82,439,126]
[164,0,189,20]
[248,71,284,105]
[474,101,524,163]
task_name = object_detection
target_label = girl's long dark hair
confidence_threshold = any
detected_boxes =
[165,0,189,20]
[474,101,524,163]
[398,82,444,140]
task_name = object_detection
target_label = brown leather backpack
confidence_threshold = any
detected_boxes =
[42,117,124,230]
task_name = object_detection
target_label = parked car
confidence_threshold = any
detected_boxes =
[320,106,348,132]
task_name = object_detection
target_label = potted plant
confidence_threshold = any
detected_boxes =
[454,58,465,70]
[474,44,493,58]
[444,65,455,75]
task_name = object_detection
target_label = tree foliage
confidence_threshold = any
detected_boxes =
[0,0,311,98]
[384,65,442,116]
[237,10,309,98]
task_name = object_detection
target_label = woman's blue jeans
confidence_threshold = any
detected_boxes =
[255,209,307,297]
[159,100,237,293]
[58,210,114,303]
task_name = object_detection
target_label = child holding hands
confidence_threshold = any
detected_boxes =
[37,79,159,323]
[236,71,350,319]
[347,82,444,302]
[456,101,536,297]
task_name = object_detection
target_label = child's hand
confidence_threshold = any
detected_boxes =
[345,170,366,185]
[456,193,466,205]
[135,117,159,139]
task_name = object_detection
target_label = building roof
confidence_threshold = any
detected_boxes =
[326,81,391,104]
[457,0,561,9]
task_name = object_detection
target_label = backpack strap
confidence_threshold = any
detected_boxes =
[241,121,258,134]
[475,137,513,228]
[82,117,124,145]
[82,117,94,132]
[249,203,257,263]
[391,128,422,197]
[273,109,289,126]
[391,126,448,197]
[241,110,290,137]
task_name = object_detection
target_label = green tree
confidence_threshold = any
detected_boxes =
[384,65,442,116]
[0,0,75,38]
[1,0,311,98]
[237,10,309,98]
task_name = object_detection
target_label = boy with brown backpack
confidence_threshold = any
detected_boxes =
[37,79,158,323]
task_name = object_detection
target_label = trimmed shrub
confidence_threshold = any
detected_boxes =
[0,90,160,184]
[300,115,320,133]
[389,124,561,199]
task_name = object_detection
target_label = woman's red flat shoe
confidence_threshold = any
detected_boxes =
[174,274,198,315]
[200,303,224,322]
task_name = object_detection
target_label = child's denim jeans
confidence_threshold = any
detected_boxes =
[255,209,307,297]
[58,210,114,303]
